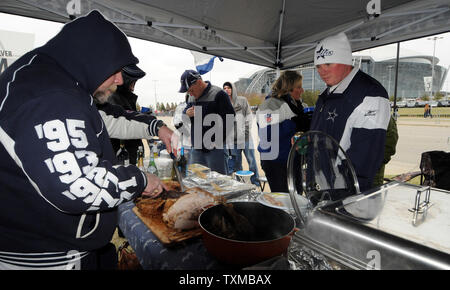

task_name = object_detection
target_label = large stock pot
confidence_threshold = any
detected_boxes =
[198,201,296,267]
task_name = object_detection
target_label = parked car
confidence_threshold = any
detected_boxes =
[415,100,426,107]
[396,101,406,108]
[429,101,438,107]
[438,100,449,107]
[406,100,417,108]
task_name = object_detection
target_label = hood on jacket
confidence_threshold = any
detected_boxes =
[39,10,138,94]
[223,81,237,104]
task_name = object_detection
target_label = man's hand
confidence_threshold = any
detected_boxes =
[141,173,168,198]
[158,125,178,157]
[186,106,195,118]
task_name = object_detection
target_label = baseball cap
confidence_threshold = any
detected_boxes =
[314,32,353,66]
[122,63,146,80]
[179,70,201,93]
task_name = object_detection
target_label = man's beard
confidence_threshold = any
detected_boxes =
[93,84,117,104]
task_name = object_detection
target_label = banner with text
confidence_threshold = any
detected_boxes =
[0,29,35,74]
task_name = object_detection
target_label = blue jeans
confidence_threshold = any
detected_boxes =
[261,159,288,192]
[225,141,260,187]
[190,148,227,175]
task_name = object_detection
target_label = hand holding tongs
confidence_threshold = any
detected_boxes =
[170,153,186,192]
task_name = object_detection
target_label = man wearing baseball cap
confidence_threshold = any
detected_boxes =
[310,32,391,192]
[179,69,235,174]
[107,64,147,165]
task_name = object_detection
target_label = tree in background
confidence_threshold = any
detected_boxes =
[241,90,320,108]
[434,92,444,101]
[301,90,320,107]
[421,95,430,101]
[243,93,265,106]
[390,95,403,102]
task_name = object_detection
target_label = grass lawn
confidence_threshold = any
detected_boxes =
[385,174,421,185]
[397,106,450,117]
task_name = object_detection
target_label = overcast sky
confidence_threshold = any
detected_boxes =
[1,12,449,107]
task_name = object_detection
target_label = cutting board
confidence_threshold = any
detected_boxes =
[132,206,203,246]
[133,187,215,246]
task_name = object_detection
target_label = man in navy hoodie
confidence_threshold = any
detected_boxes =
[0,10,169,269]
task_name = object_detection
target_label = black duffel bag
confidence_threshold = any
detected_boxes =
[420,151,450,190]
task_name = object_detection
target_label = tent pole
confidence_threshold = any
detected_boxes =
[376,8,449,40]
[276,0,286,65]
[380,7,447,18]
[213,32,274,65]
[16,0,70,19]
[151,26,204,50]
[208,46,275,50]
[393,42,400,120]
[282,44,316,64]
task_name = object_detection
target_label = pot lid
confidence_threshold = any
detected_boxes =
[287,131,360,224]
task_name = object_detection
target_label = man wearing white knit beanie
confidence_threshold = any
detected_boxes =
[309,32,393,194]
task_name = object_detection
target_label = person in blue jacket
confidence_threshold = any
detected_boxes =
[310,32,391,192]
[0,10,171,270]
[256,71,310,192]
[180,70,235,174]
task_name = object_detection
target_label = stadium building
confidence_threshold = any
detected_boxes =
[237,55,448,100]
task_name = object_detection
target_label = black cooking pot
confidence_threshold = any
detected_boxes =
[198,201,296,267]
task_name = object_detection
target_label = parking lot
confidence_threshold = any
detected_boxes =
[385,117,450,175]
[394,99,449,108]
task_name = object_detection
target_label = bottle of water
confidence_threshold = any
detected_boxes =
[177,147,187,177]
[147,150,158,176]
[116,141,130,166]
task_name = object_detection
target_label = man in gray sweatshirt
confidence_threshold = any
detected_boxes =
[223,81,260,187]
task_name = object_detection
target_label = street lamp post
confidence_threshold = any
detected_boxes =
[387,65,394,98]
[152,80,158,110]
[427,36,443,100]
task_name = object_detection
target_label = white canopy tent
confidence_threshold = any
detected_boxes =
[1,0,449,69]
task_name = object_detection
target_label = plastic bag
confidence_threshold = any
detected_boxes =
[117,241,142,270]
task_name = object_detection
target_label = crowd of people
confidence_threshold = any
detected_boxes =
[0,10,396,269]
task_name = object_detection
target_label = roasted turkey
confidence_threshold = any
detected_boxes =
[162,191,215,231]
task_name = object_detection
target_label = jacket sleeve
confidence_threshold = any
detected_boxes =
[216,90,235,142]
[344,96,391,191]
[7,93,148,214]
[173,103,186,128]
[243,98,252,117]
[97,102,162,138]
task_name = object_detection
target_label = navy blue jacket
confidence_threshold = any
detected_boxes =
[0,11,146,263]
[310,68,390,192]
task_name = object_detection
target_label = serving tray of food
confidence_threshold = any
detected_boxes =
[182,164,256,199]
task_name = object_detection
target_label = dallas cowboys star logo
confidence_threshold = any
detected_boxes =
[316,45,333,59]
[326,108,338,122]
